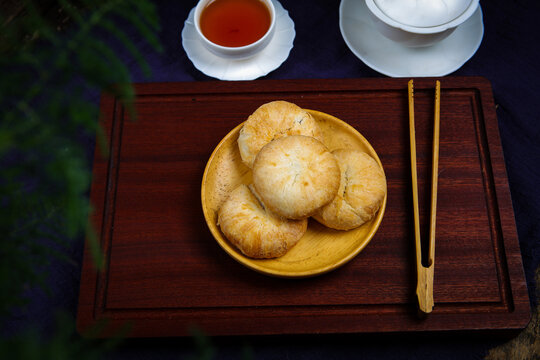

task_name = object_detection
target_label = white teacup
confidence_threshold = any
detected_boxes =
[366,0,479,47]
[194,0,276,59]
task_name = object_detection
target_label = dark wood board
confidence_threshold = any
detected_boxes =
[77,77,530,337]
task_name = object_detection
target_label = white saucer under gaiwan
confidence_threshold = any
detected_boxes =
[366,0,479,47]
[339,0,484,77]
[181,0,295,81]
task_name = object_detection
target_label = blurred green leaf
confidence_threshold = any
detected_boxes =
[98,18,152,77]
[189,327,217,360]
[0,0,162,357]
[112,4,164,53]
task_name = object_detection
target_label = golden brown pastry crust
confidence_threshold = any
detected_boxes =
[253,135,340,219]
[238,101,323,168]
[313,149,386,230]
[218,184,307,259]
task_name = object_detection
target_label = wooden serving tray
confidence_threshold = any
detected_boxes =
[77,77,530,337]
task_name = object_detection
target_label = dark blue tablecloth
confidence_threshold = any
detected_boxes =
[6,1,539,359]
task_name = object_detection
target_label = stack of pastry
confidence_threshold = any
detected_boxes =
[218,101,386,259]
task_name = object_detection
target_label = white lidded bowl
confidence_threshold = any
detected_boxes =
[194,0,276,60]
[365,0,479,47]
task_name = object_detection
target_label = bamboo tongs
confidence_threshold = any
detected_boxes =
[408,79,440,315]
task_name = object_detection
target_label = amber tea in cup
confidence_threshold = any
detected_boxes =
[199,0,272,47]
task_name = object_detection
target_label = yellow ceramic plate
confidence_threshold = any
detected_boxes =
[201,110,387,278]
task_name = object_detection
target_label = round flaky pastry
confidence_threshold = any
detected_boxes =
[218,184,307,259]
[253,135,340,219]
[238,101,323,168]
[313,149,387,230]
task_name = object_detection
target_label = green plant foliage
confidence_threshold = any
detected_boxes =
[0,312,124,359]
[0,0,162,355]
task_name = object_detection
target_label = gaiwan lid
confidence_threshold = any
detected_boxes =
[374,0,474,27]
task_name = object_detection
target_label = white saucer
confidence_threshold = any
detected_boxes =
[339,0,484,77]
[181,0,295,81]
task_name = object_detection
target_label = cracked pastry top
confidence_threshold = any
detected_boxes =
[218,184,307,259]
[252,135,340,220]
[313,149,387,230]
[238,100,323,169]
